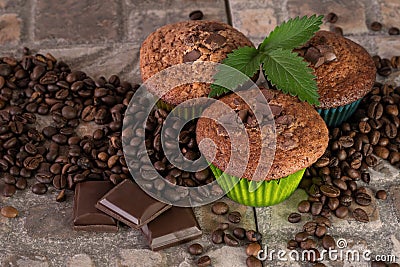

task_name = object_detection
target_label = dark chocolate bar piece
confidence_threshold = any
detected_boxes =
[73,181,118,232]
[96,179,171,229]
[141,207,202,251]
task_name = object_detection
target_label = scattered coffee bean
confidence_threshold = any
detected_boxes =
[287,239,298,250]
[355,192,372,206]
[326,12,338,23]
[188,243,203,255]
[246,256,262,267]
[288,212,301,223]
[335,206,349,218]
[211,201,229,215]
[56,189,66,202]
[31,183,47,195]
[295,232,309,242]
[322,235,335,250]
[246,230,262,242]
[228,211,241,223]
[311,202,323,215]
[233,227,246,240]
[189,10,204,20]
[376,190,388,200]
[224,234,239,246]
[370,21,382,31]
[298,200,311,213]
[211,229,224,244]
[353,208,369,223]
[197,255,211,267]
[389,27,400,35]
[1,206,18,218]
[320,184,340,198]
[246,242,261,257]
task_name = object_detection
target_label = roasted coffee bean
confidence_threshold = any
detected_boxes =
[376,190,388,200]
[359,121,371,133]
[288,212,302,223]
[188,243,203,255]
[3,184,16,197]
[389,27,400,35]
[15,178,27,190]
[298,200,311,213]
[322,235,335,250]
[295,232,309,242]
[320,184,340,198]
[1,206,18,218]
[333,179,347,191]
[370,21,382,31]
[246,242,261,257]
[385,123,397,138]
[246,256,262,267]
[52,134,68,145]
[374,146,390,159]
[328,197,340,210]
[300,238,317,250]
[228,211,241,223]
[315,225,327,237]
[23,155,43,170]
[339,136,354,148]
[211,201,229,215]
[311,202,323,215]
[224,234,239,246]
[53,174,66,190]
[335,206,349,218]
[233,227,246,240]
[197,255,211,267]
[31,183,47,195]
[211,229,224,244]
[189,10,203,20]
[368,102,383,119]
[287,239,298,249]
[308,184,321,197]
[353,208,369,223]
[56,189,66,202]
[340,195,352,207]
[355,192,372,206]
[365,155,378,166]
[326,12,338,23]
[3,173,16,185]
[303,221,317,235]
[35,171,54,184]
[246,230,262,242]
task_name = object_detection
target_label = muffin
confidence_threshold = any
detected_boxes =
[140,20,254,115]
[196,88,329,207]
[298,30,376,127]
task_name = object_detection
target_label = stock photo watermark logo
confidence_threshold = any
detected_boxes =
[257,238,397,263]
[121,62,276,207]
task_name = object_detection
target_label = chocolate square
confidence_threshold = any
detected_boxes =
[73,181,118,232]
[141,207,202,251]
[95,179,171,229]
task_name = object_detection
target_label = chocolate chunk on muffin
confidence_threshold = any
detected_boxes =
[297,30,376,126]
[140,20,254,109]
[196,88,329,207]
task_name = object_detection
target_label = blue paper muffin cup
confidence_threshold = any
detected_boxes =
[209,164,305,207]
[316,99,362,127]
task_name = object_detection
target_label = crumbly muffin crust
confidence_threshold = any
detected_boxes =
[140,20,253,106]
[196,88,329,181]
[305,30,376,109]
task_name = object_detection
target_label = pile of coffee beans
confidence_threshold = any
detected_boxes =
[286,81,399,265]
[373,55,400,77]
[0,50,140,200]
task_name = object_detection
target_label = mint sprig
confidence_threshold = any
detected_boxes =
[210,15,324,105]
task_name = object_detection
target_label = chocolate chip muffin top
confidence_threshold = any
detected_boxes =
[299,30,376,109]
[196,88,329,181]
[140,20,253,106]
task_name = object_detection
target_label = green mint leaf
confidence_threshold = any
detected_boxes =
[262,49,320,105]
[209,46,261,98]
[259,15,323,52]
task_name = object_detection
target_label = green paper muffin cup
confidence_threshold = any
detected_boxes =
[156,99,206,119]
[209,164,305,207]
[316,99,362,127]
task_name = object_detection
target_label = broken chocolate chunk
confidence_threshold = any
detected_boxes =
[204,33,226,49]
[304,47,325,68]
[183,49,201,62]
